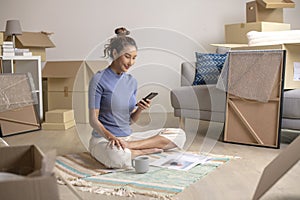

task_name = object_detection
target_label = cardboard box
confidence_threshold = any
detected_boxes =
[0,145,59,200]
[0,105,41,137]
[13,32,55,62]
[42,60,108,93]
[47,91,88,123]
[222,43,300,89]
[42,60,108,123]
[45,109,74,123]
[246,1,283,23]
[42,120,76,130]
[256,0,295,9]
[42,109,75,130]
[225,22,290,44]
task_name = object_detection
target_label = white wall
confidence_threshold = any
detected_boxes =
[1,0,300,112]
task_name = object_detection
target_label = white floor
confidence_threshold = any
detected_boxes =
[3,113,300,200]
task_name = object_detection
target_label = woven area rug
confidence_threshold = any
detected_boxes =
[55,151,236,199]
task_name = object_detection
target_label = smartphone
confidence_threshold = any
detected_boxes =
[136,92,158,106]
[143,92,158,101]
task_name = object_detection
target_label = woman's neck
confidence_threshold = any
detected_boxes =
[109,62,122,75]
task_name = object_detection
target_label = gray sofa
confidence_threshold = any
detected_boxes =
[282,89,300,130]
[170,62,226,129]
[170,62,300,131]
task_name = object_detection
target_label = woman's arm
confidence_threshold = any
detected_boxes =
[89,109,126,149]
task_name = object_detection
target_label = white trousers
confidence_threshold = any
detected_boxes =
[89,128,186,169]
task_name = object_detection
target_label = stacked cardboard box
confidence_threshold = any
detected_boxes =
[42,109,75,130]
[42,60,108,123]
[225,0,295,44]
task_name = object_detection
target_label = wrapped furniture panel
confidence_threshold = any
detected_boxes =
[220,50,285,148]
[0,74,40,136]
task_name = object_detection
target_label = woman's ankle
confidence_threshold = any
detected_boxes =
[131,148,163,158]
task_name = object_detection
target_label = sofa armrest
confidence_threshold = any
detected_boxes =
[181,62,196,86]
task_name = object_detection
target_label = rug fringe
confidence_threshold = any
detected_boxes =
[60,177,176,200]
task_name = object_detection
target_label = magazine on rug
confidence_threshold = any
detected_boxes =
[150,152,211,171]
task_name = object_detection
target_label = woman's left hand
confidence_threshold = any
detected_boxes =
[137,99,151,110]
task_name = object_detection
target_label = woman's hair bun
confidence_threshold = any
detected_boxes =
[115,27,130,36]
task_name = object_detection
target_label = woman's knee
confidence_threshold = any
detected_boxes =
[105,147,132,168]
[90,143,132,168]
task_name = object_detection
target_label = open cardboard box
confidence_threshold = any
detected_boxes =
[246,0,296,23]
[11,32,55,62]
[0,145,59,200]
[246,1,284,23]
[256,0,295,9]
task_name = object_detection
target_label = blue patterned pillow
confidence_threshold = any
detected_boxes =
[192,53,228,85]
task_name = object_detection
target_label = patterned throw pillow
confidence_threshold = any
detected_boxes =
[192,52,228,85]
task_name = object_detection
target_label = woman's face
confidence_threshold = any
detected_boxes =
[112,45,137,74]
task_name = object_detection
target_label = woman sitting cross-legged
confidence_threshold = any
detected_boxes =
[88,27,186,169]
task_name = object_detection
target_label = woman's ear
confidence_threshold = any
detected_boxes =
[112,49,118,60]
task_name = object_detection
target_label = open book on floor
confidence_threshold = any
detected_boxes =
[150,152,211,171]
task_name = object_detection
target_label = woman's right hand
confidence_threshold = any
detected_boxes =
[136,99,151,110]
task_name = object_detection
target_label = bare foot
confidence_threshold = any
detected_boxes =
[131,148,163,158]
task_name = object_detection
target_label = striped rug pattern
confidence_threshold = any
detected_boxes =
[55,151,233,199]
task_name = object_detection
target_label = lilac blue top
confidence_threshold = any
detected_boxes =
[88,67,137,137]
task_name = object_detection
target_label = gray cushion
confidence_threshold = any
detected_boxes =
[281,118,300,130]
[282,89,300,118]
[170,85,226,112]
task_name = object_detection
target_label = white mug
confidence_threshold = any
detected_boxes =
[132,156,149,173]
